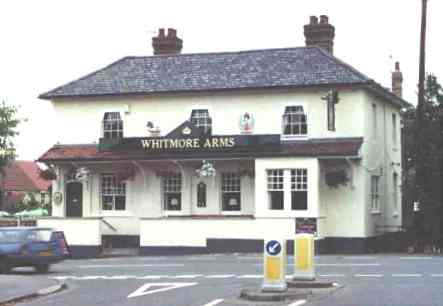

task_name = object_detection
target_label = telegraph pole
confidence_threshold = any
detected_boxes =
[415,0,428,244]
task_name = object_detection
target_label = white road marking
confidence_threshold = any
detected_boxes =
[78,264,184,268]
[138,257,167,261]
[173,274,202,279]
[317,263,380,266]
[201,299,224,306]
[343,256,376,260]
[430,274,443,277]
[127,282,197,299]
[319,274,346,277]
[139,275,167,279]
[205,274,235,278]
[288,300,307,306]
[355,274,383,278]
[392,274,423,277]
[237,275,262,279]
[107,275,136,280]
[400,257,433,260]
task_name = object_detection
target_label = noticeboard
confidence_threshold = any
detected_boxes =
[295,218,317,236]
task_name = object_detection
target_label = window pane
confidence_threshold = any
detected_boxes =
[165,193,181,210]
[269,191,284,210]
[222,193,241,211]
[291,191,308,210]
[283,106,307,136]
[115,196,126,210]
[102,196,113,210]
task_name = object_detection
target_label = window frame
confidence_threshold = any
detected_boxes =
[190,109,212,134]
[372,104,377,140]
[290,169,308,210]
[393,172,398,216]
[282,106,308,138]
[267,169,285,210]
[100,173,127,211]
[371,175,380,213]
[162,173,182,211]
[221,172,241,212]
[102,112,124,139]
[392,113,397,147]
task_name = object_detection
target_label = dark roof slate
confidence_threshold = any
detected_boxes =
[39,47,372,99]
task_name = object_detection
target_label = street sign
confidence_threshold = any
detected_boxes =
[262,238,287,292]
[127,282,197,299]
[265,240,282,256]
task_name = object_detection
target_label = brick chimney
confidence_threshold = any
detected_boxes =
[152,28,183,55]
[392,61,403,98]
[304,15,335,54]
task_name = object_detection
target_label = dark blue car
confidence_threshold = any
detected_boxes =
[0,227,70,273]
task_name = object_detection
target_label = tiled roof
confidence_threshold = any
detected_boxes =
[39,47,372,99]
[38,138,363,162]
[3,161,52,192]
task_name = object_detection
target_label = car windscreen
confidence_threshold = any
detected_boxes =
[0,230,26,243]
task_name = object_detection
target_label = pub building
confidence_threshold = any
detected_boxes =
[37,16,409,257]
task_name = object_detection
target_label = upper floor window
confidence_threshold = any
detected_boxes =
[190,109,212,134]
[372,104,377,139]
[101,174,126,211]
[103,112,123,139]
[392,113,397,145]
[393,172,398,214]
[282,106,307,136]
[162,173,182,211]
[221,173,241,211]
[371,175,380,213]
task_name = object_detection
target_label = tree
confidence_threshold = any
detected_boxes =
[402,74,443,249]
[0,101,20,208]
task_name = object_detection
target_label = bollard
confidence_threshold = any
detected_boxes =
[293,233,315,281]
[262,238,287,292]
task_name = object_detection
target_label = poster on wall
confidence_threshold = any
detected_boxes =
[295,218,317,236]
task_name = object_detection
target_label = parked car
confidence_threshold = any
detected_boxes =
[0,227,70,273]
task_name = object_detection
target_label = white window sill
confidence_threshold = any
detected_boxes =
[221,211,242,215]
[371,211,381,215]
[164,211,185,216]
[392,212,399,218]
[282,135,308,141]
[99,211,133,217]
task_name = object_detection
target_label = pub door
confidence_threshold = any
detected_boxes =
[66,182,83,217]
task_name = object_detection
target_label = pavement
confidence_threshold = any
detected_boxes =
[0,273,62,304]
[1,254,443,306]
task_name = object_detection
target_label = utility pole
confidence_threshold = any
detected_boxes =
[415,0,429,245]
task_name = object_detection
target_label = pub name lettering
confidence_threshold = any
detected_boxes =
[141,137,236,150]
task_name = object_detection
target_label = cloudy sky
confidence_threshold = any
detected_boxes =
[0,0,441,161]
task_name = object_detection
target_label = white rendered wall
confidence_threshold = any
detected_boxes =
[37,218,101,246]
[140,218,295,247]
[51,89,367,144]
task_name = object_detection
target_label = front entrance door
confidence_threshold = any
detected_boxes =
[66,182,83,217]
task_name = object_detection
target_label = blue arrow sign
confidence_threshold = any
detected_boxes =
[265,240,282,256]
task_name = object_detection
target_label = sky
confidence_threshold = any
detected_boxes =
[0,0,442,161]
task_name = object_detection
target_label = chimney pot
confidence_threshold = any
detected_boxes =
[152,28,183,55]
[167,28,177,38]
[310,16,319,24]
[320,15,329,24]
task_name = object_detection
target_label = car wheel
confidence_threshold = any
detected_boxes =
[34,264,50,274]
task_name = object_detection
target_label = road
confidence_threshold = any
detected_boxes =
[3,254,443,306]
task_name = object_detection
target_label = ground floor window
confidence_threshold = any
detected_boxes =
[162,173,182,211]
[291,169,308,210]
[267,169,284,210]
[221,173,241,211]
[101,174,126,210]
